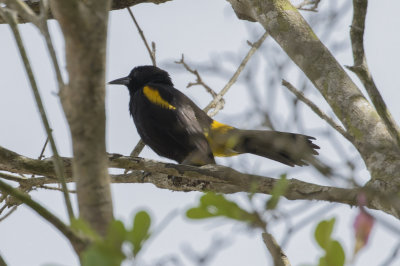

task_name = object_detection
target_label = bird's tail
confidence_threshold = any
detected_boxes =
[232,129,320,167]
[208,126,320,167]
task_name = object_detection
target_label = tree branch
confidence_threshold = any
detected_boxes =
[204,31,269,117]
[4,145,400,218]
[0,252,7,266]
[125,6,158,158]
[262,232,291,266]
[345,0,400,148]
[126,7,156,66]
[282,79,354,143]
[5,145,399,217]
[49,0,113,236]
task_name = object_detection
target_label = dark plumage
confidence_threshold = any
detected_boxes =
[108,65,319,166]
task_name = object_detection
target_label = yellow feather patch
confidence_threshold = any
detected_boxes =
[207,120,239,157]
[143,86,176,110]
[211,120,233,132]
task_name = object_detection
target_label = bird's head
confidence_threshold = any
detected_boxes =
[108,65,173,92]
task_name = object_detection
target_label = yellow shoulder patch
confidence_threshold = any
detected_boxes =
[143,86,176,110]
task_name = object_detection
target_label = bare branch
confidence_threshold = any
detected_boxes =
[296,0,321,12]
[0,252,7,266]
[126,7,156,66]
[0,206,17,222]
[262,232,291,266]
[175,54,219,98]
[380,241,400,266]
[282,79,354,143]
[38,137,49,160]
[346,0,400,148]
[204,31,269,117]
[126,7,157,158]
[129,139,146,157]
[0,6,74,220]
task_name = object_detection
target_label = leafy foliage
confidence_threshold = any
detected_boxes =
[314,218,345,266]
[186,192,264,228]
[71,211,152,266]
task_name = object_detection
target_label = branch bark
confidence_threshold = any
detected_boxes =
[346,0,400,148]
[49,0,113,236]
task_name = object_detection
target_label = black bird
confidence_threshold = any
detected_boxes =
[108,65,319,166]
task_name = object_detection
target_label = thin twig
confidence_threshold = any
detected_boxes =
[0,205,17,222]
[0,7,74,220]
[280,203,337,248]
[0,205,7,216]
[380,241,400,266]
[346,0,400,148]
[38,137,49,160]
[5,0,64,87]
[130,139,146,157]
[0,252,7,266]
[175,54,219,98]
[37,185,76,193]
[126,7,156,66]
[0,179,87,249]
[0,172,27,183]
[296,0,321,12]
[204,31,269,117]
[282,79,354,143]
[126,7,158,158]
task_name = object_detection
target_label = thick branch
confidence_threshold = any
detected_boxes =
[5,145,400,217]
[49,0,113,236]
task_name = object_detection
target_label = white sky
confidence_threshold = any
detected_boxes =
[1,0,400,265]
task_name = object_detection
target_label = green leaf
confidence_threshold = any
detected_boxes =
[82,243,125,266]
[81,220,128,266]
[315,218,335,250]
[318,256,328,266]
[186,206,216,219]
[105,220,127,248]
[325,240,345,266]
[314,218,346,266]
[186,192,257,224]
[70,218,100,241]
[266,174,288,210]
[126,211,152,256]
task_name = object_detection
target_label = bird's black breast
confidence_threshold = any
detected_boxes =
[129,83,214,164]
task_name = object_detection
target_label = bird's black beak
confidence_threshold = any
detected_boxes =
[108,76,131,85]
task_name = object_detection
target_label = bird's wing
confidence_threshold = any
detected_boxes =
[138,83,215,165]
